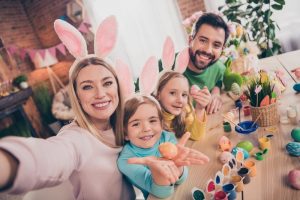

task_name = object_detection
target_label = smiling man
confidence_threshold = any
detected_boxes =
[183,13,229,114]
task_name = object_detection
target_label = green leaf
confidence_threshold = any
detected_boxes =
[274,0,285,5]
[271,4,283,10]
[264,0,270,3]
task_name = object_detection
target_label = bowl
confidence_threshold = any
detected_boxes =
[235,121,259,134]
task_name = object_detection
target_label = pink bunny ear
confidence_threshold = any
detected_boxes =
[162,36,175,70]
[94,15,117,58]
[139,56,159,95]
[54,19,87,58]
[174,47,189,73]
[115,59,135,98]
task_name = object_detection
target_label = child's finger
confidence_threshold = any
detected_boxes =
[178,132,190,146]
[127,157,147,165]
[189,150,210,163]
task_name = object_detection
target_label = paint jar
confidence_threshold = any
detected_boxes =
[222,183,236,200]
[223,122,232,132]
[243,106,251,116]
[237,167,251,184]
[258,137,271,150]
[230,175,244,192]
[243,160,257,177]
[214,190,228,200]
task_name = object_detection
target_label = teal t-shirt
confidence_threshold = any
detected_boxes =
[183,60,226,91]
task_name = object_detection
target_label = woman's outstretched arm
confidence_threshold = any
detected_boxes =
[0,149,19,190]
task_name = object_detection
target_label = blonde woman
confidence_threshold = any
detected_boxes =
[0,16,135,200]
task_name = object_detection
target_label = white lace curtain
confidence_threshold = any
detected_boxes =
[83,0,188,78]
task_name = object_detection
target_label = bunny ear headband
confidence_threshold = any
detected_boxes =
[53,15,118,74]
[116,36,190,100]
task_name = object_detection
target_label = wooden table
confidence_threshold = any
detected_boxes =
[149,51,300,200]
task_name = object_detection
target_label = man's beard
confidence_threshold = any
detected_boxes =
[189,48,217,71]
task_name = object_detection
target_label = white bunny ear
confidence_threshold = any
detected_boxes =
[115,59,135,98]
[162,36,175,70]
[139,56,159,95]
[94,15,117,58]
[174,47,189,73]
[54,19,88,58]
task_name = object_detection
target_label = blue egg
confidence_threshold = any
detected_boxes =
[231,147,249,159]
[286,142,300,157]
[293,83,300,92]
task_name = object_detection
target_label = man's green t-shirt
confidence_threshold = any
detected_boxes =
[183,60,226,91]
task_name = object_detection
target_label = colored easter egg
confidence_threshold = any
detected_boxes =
[231,82,241,96]
[159,142,178,159]
[293,83,300,92]
[219,151,233,164]
[231,147,249,159]
[288,169,300,190]
[237,141,254,152]
[286,142,300,157]
[291,128,300,142]
[190,85,200,95]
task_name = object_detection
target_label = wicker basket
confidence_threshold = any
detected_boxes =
[250,103,279,127]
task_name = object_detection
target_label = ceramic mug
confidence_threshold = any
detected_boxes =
[243,160,257,177]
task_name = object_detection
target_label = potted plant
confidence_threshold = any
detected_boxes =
[13,74,29,89]
[219,0,286,58]
[244,71,279,126]
[32,84,61,134]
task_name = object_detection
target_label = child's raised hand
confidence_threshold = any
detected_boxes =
[128,156,180,186]
[191,86,211,110]
[173,132,210,167]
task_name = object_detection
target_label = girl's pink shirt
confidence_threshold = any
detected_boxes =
[0,122,135,200]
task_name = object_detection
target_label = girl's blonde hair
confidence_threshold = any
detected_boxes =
[155,71,194,138]
[68,57,125,147]
[123,95,163,137]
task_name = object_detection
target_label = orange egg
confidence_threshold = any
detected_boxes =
[159,142,178,159]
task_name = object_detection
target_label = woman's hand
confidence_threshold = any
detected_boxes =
[0,149,19,190]
[128,156,180,186]
[173,132,210,167]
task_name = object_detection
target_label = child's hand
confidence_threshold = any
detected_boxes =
[128,156,180,186]
[173,132,210,167]
[191,86,211,110]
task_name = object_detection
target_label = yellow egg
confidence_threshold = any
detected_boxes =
[159,142,178,159]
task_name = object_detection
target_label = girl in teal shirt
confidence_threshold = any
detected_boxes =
[117,95,209,199]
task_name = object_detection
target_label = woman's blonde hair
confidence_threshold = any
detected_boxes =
[68,57,124,147]
[123,95,163,137]
[155,71,194,138]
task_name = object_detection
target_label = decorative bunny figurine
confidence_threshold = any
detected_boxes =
[54,15,118,69]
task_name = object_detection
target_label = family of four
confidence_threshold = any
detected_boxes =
[0,12,229,199]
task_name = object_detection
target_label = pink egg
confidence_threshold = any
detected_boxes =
[288,169,300,190]
[190,85,200,95]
